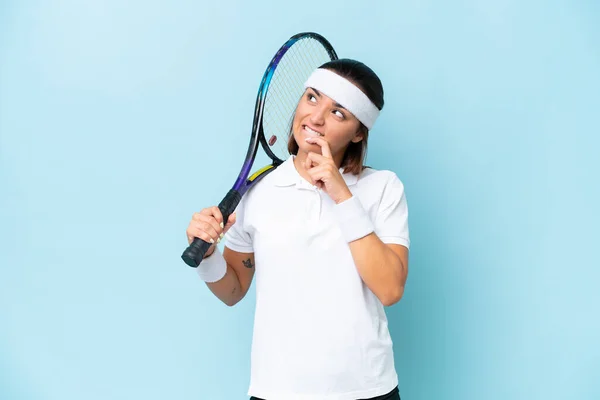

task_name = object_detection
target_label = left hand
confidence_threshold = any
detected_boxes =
[304,137,353,204]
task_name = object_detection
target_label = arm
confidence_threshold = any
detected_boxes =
[324,168,409,307]
[301,138,410,307]
[204,247,255,307]
[348,236,408,306]
[186,206,255,307]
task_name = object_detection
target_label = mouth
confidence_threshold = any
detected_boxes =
[303,125,324,138]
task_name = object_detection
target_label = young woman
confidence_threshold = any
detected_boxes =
[186,59,410,400]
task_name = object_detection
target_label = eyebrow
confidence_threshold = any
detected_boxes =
[310,88,347,111]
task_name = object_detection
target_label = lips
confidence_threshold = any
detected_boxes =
[303,125,323,137]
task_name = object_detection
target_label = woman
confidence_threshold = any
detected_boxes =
[186,59,410,400]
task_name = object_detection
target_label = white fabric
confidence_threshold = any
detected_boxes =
[304,68,380,129]
[225,156,410,400]
[196,247,227,282]
[332,195,375,242]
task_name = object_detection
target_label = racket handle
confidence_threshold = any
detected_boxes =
[181,189,242,268]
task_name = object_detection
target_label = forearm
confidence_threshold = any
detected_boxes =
[333,195,407,305]
[205,264,244,307]
[349,234,407,306]
[197,247,244,307]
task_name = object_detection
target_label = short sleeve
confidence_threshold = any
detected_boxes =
[374,173,410,249]
[223,194,254,253]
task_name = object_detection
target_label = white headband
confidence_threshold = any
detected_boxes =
[303,68,380,129]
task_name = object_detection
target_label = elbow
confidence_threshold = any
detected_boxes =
[223,291,247,307]
[223,296,242,307]
[377,249,408,307]
[379,286,405,307]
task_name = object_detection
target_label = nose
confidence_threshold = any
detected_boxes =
[309,104,327,126]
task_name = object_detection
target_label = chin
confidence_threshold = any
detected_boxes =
[292,132,309,154]
[291,126,306,149]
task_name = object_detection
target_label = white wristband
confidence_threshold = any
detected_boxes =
[196,247,227,283]
[332,196,375,242]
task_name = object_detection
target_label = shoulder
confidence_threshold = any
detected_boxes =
[353,167,408,213]
[249,158,297,193]
[357,167,405,193]
[237,165,284,211]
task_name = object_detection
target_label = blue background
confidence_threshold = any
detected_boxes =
[1,1,598,399]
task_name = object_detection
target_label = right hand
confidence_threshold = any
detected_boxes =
[186,207,237,257]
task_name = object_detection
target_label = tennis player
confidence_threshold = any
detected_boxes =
[186,59,409,400]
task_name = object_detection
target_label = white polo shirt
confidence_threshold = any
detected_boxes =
[225,156,410,400]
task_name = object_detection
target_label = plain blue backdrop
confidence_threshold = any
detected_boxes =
[1,1,598,399]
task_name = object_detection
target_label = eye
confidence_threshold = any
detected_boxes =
[333,109,345,119]
[307,93,317,103]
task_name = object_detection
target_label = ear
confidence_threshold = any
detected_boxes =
[351,128,365,144]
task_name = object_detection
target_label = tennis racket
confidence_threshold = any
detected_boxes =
[181,32,338,267]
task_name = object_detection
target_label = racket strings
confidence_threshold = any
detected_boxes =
[264,44,309,156]
[262,38,333,161]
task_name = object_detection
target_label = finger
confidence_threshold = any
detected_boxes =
[186,226,213,245]
[209,206,225,227]
[306,164,330,180]
[187,230,217,247]
[191,220,221,242]
[223,212,236,229]
[223,212,237,234]
[202,208,226,232]
[306,166,327,186]
[305,137,332,158]
[305,154,313,170]
[306,151,330,167]
[192,227,219,244]
[198,207,214,216]
[309,165,340,189]
[192,212,204,221]
[198,206,223,225]
[193,212,223,233]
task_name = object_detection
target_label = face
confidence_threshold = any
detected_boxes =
[291,87,363,160]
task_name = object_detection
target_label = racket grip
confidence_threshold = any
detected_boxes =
[181,189,242,268]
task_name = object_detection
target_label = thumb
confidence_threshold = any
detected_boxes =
[223,212,237,234]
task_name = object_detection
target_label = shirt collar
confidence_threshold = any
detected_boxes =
[273,156,359,187]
